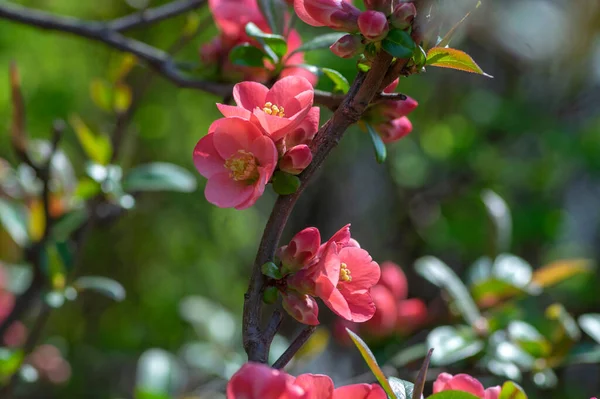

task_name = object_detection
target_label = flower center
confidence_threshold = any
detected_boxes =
[339,262,352,282]
[224,150,259,182]
[263,102,285,117]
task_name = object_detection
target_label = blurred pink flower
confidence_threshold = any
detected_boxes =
[433,373,500,399]
[279,30,319,86]
[378,261,408,300]
[362,284,398,337]
[193,117,277,209]
[208,0,267,46]
[396,298,428,334]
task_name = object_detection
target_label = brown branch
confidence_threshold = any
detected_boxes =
[272,326,317,369]
[109,0,207,32]
[0,1,232,98]
[243,51,395,363]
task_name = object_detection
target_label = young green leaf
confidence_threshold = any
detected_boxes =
[321,68,350,94]
[263,286,279,304]
[426,47,492,77]
[69,114,113,165]
[122,162,197,193]
[427,326,484,366]
[290,33,346,56]
[413,45,427,69]
[230,44,267,67]
[498,381,528,399]
[388,377,416,399]
[272,171,300,195]
[0,198,29,247]
[114,83,133,113]
[245,22,287,62]
[382,29,415,59]
[90,79,113,112]
[366,123,387,164]
[74,276,126,301]
[346,328,395,398]
[261,262,283,280]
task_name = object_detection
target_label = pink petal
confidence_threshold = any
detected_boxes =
[266,76,314,112]
[484,386,501,399]
[205,172,253,209]
[249,135,278,171]
[234,166,270,210]
[217,103,252,120]
[280,66,319,87]
[344,290,377,322]
[294,374,334,399]
[193,133,225,179]
[379,261,408,300]
[233,81,269,111]
[294,0,326,27]
[322,287,352,320]
[433,374,485,397]
[333,384,387,399]
[253,110,295,142]
[212,117,263,159]
[338,247,380,292]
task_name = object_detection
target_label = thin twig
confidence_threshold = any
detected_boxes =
[272,326,317,369]
[109,0,207,32]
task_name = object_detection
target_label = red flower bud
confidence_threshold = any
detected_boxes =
[390,2,416,30]
[396,298,427,334]
[279,144,312,175]
[358,10,389,41]
[362,285,398,337]
[281,290,320,325]
[377,116,413,143]
[330,34,365,58]
[379,261,408,300]
[278,227,321,274]
[381,96,418,119]
[295,0,361,32]
[363,0,393,13]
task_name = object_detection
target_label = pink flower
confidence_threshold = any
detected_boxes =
[227,363,308,399]
[281,290,320,325]
[279,227,321,273]
[193,117,277,209]
[280,145,313,175]
[396,298,427,334]
[284,107,320,148]
[217,76,316,142]
[330,34,365,58]
[390,2,417,30]
[376,116,413,143]
[378,261,408,300]
[362,285,398,337]
[433,373,500,399]
[294,0,361,32]
[358,11,389,41]
[279,30,319,87]
[209,0,267,46]
[333,384,387,399]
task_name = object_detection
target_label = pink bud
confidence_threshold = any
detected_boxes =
[383,78,399,93]
[381,96,418,119]
[396,298,427,334]
[377,116,412,143]
[295,0,361,32]
[390,2,416,30]
[279,145,313,175]
[358,10,389,41]
[281,290,320,325]
[379,261,408,300]
[433,373,500,399]
[278,227,321,274]
[227,362,306,399]
[330,34,365,58]
[363,0,392,13]
[285,107,320,148]
[362,285,398,337]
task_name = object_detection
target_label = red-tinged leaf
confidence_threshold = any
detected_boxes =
[346,328,395,398]
[412,349,433,399]
[426,47,492,77]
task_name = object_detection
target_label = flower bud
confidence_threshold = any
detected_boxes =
[396,298,427,334]
[390,2,416,30]
[362,285,398,337]
[358,10,389,41]
[296,0,361,32]
[379,261,408,300]
[381,96,419,119]
[281,290,320,325]
[330,34,365,58]
[383,78,399,93]
[377,116,413,143]
[278,227,321,274]
[363,0,392,13]
[279,145,312,175]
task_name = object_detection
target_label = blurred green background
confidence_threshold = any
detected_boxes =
[1,0,600,398]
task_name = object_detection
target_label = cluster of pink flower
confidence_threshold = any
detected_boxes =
[193,76,318,209]
[204,0,317,85]
[226,362,503,399]
[296,0,417,58]
[276,225,380,324]
[0,266,26,348]
[336,261,427,341]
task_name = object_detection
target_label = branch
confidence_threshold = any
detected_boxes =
[243,51,395,363]
[109,0,207,32]
[0,1,232,98]
[272,326,316,369]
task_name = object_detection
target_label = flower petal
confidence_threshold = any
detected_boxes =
[233,81,269,111]
[338,247,380,292]
[343,290,376,322]
[266,76,313,112]
[205,172,253,208]
[193,133,225,178]
[212,117,263,159]
[333,383,387,399]
[234,166,270,210]
[217,103,252,120]
[253,109,295,142]
[250,135,278,171]
[294,0,326,27]
[294,374,334,399]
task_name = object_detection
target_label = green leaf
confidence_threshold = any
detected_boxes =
[123,163,197,193]
[492,254,532,289]
[290,33,346,55]
[366,123,387,164]
[230,44,267,67]
[415,256,481,326]
[346,329,395,398]
[546,303,581,341]
[69,114,113,165]
[321,68,350,94]
[74,276,126,301]
[426,47,492,77]
[135,390,171,399]
[0,198,29,247]
[382,29,415,59]
[262,286,279,304]
[412,45,427,69]
[579,314,600,344]
[90,79,113,112]
[508,321,552,358]
[498,381,527,399]
[272,171,300,195]
[531,259,594,288]
[245,22,287,62]
[428,392,481,399]
[0,349,24,378]
[261,262,282,280]
[114,83,132,113]
[481,190,512,254]
[427,326,484,366]
[388,377,416,399]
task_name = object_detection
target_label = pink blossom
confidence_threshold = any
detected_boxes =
[278,227,321,274]
[193,117,277,209]
[227,363,308,399]
[280,145,313,175]
[379,261,408,300]
[281,290,320,325]
[358,11,389,41]
[396,298,427,334]
[217,76,316,141]
[376,116,413,143]
[279,30,319,87]
[362,285,398,337]
[208,0,267,46]
[294,0,361,32]
[284,107,320,148]
[433,373,500,399]
[332,384,387,399]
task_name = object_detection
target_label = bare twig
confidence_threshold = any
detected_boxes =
[272,326,317,369]
[109,0,207,32]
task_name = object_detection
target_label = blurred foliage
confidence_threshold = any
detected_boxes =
[0,0,600,398]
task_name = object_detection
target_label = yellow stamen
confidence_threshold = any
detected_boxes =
[263,102,285,117]
[224,150,259,182]
[339,262,352,282]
